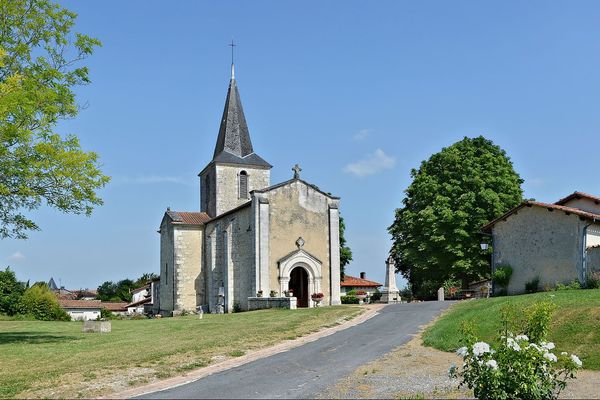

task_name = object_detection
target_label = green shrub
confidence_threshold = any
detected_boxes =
[346,289,357,296]
[555,280,581,291]
[370,288,382,302]
[0,267,26,316]
[100,308,114,319]
[525,277,540,294]
[399,287,413,302]
[451,300,581,399]
[18,285,70,321]
[443,278,460,297]
[233,302,242,313]
[585,272,600,289]
[341,295,359,304]
[492,265,513,289]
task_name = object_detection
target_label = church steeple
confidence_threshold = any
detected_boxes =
[211,65,271,167]
[199,62,272,217]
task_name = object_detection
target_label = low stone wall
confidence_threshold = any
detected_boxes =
[248,297,297,311]
[82,320,111,333]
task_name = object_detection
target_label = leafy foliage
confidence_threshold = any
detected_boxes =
[389,136,523,296]
[586,272,600,289]
[525,277,541,294]
[555,280,581,290]
[18,283,69,321]
[341,295,359,304]
[96,279,135,302]
[451,301,579,399]
[0,267,26,315]
[0,0,109,239]
[339,216,352,279]
[492,265,513,289]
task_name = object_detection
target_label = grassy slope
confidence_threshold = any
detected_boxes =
[423,289,600,370]
[0,306,362,398]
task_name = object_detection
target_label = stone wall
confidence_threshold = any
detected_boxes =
[492,206,586,294]
[159,216,203,315]
[200,163,270,217]
[159,217,175,314]
[561,198,600,215]
[248,297,297,310]
[173,225,203,312]
[266,180,337,305]
[204,204,255,312]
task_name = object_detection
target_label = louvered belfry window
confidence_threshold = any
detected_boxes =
[239,171,248,199]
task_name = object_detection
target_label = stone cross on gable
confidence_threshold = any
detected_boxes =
[292,164,302,179]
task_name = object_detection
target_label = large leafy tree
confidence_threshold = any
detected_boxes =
[0,267,27,315]
[339,216,352,279]
[388,136,523,296]
[0,0,109,239]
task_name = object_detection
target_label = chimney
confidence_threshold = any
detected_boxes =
[360,272,366,280]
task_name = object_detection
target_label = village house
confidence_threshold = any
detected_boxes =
[340,272,382,296]
[483,191,600,294]
[157,64,341,315]
[58,299,101,321]
[100,302,128,316]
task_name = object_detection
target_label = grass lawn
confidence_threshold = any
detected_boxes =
[423,289,600,370]
[0,306,362,399]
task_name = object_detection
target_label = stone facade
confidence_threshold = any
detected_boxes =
[200,163,270,218]
[157,66,341,315]
[487,200,600,294]
[158,217,204,315]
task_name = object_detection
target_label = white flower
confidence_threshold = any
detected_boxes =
[506,338,521,352]
[472,342,491,356]
[570,354,583,368]
[528,343,542,352]
[456,347,468,357]
[485,359,498,370]
[516,335,529,341]
[543,352,557,362]
[541,342,555,350]
[561,352,568,356]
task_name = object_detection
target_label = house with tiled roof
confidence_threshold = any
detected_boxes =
[340,272,382,296]
[483,191,600,294]
[59,299,102,321]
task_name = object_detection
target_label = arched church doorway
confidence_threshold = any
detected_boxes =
[289,266,309,307]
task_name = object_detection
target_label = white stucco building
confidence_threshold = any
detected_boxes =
[59,300,101,321]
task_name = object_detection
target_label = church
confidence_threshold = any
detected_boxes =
[157,64,341,315]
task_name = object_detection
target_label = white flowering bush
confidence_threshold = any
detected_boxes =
[449,301,582,400]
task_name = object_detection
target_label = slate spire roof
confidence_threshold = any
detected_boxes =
[211,64,271,168]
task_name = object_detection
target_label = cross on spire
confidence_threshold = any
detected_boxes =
[229,39,236,64]
[292,164,302,179]
[229,39,236,79]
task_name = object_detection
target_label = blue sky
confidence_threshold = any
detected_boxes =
[2,1,600,289]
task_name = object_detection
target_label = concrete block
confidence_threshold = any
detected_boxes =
[82,320,111,333]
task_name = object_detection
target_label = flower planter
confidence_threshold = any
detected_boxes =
[356,294,367,305]
[311,297,323,307]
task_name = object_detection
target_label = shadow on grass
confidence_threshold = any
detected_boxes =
[0,331,79,345]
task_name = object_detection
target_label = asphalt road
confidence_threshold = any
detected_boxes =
[139,302,452,399]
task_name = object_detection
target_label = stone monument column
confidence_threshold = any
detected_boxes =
[381,256,400,303]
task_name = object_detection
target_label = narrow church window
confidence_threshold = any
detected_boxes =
[165,263,168,284]
[239,171,248,199]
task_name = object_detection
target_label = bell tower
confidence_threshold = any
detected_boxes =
[199,64,271,217]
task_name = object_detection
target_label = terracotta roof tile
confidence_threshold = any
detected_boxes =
[167,211,211,225]
[126,297,151,308]
[555,191,600,206]
[59,299,102,309]
[100,302,128,311]
[483,200,600,232]
[341,275,383,287]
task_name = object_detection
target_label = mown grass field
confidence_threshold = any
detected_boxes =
[0,306,362,399]
[423,289,600,370]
